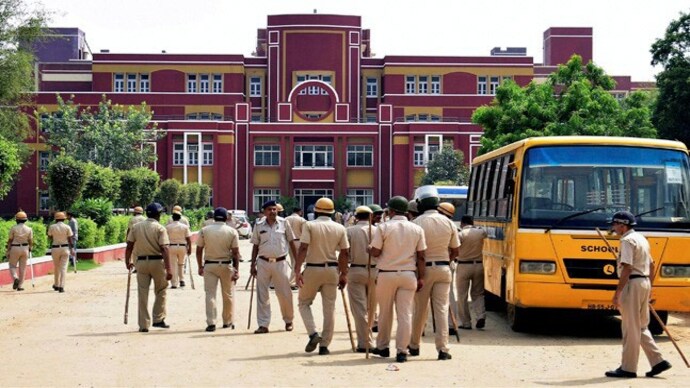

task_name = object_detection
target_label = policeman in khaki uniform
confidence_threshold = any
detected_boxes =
[196,207,241,332]
[250,200,297,334]
[168,205,190,226]
[346,206,376,352]
[47,212,75,293]
[409,189,459,360]
[456,215,488,330]
[605,211,671,378]
[370,196,427,363]
[125,203,172,333]
[284,207,306,285]
[166,211,191,289]
[295,197,350,355]
[126,206,146,237]
[6,211,33,291]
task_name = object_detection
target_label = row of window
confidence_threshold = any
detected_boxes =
[173,143,214,165]
[477,75,513,95]
[253,188,374,213]
[114,73,150,93]
[467,153,515,219]
[405,75,442,95]
[296,74,333,95]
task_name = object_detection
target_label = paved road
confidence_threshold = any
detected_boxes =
[1,239,688,387]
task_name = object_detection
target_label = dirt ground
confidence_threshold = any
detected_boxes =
[1,239,689,387]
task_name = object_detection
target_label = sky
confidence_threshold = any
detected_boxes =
[34,0,689,81]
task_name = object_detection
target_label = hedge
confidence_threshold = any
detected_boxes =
[0,219,49,262]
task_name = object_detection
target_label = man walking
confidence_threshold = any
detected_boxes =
[250,200,297,334]
[369,196,426,363]
[409,189,459,360]
[346,206,376,352]
[125,203,172,333]
[6,211,33,291]
[196,207,241,332]
[605,211,671,378]
[285,207,306,287]
[456,215,488,330]
[47,212,74,293]
[67,211,78,268]
[295,197,349,355]
[166,211,191,289]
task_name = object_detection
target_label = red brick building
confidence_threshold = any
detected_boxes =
[1,15,652,216]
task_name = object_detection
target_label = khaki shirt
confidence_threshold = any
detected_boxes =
[301,216,349,263]
[128,214,146,231]
[166,221,191,244]
[347,221,373,265]
[285,213,307,239]
[413,210,459,262]
[251,217,295,258]
[127,218,169,257]
[197,222,240,261]
[9,224,33,245]
[203,219,215,227]
[167,215,189,227]
[617,229,651,277]
[48,222,73,245]
[370,215,426,271]
[458,225,488,261]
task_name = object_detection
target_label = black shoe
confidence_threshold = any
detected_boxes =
[285,322,293,331]
[179,281,185,287]
[16,287,24,291]
[58,287,64,293]
[13,279,18,290]
[222,323,235,329]
[52,285,58,291]
[459,324,472,330]
[254,326,269,334]
[605,367,637,378]
[290,285,298,291]
[438,351,452,360]
[408,346,420,356]
[132,269,137,274]
[356,347,368,353]
[205,325,216,332]
[396,353,407,363]
[318,346,330,355]
[372,325,378,333]
[305,333,322,353]
[449,328,458,336]
[646,360,671,377]
[170,286,177,289]
[372,347,389,358]
[138,328,148,333]
[476,318,486,329]
[152,320,170,329]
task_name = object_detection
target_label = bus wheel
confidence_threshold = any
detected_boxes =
[648,310,668,336]
[507,303,530,332]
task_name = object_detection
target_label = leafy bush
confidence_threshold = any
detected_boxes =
[0,219,13,261]
[198,183,211,208]
[71,197,113,226]
[27,220,48,257]
[0,137,23,200]
[83,163,121,202]
[103,217,121,245]
[184,207,212,231]
[184,183,201,209]
[113,215,130,242]
[76,217,98,249]
[158,179,181,211]
[47,154,87,211]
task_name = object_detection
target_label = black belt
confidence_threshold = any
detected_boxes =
[52,244,70,248]
[293,238,300,241]
[306,262,338,267]
[11,243,28,247]
[350,264,376,268]
[457,259,482,264]
[426,261,450,267]
[259,256,286,262]
[378,269,415,273]
[629,274,648,280]
[138,255,163,260]
[205,260,232,265]
[169,243,187,246]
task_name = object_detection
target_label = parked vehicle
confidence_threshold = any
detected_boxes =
[229,210,252,238]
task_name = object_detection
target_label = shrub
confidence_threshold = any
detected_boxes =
[47,154,87,211]
[83,163,121,203]
[113,215,130,242]
[95,226,106,247]
[184,183,201,209]
[0,219,13,261]
[158,179,181,211]
[27,220,48,257]
[71,197,113,227]
[185,207,212,231]
[103,217,121,245]
[198,183,211,208]
[77,217,98,248]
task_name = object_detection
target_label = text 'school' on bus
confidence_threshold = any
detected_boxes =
[466,136,690,333]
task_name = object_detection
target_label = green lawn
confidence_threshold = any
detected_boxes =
[72,260,101,271]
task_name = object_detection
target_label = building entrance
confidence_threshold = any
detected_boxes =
[295,189,333,220]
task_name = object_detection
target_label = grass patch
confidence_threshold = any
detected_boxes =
[73,260,101,271]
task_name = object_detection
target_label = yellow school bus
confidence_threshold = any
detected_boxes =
[467,136,690,332]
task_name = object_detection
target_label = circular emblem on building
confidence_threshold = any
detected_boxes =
[603,264,615,275]
[288,80,338,122]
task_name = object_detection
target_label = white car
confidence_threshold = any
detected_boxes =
[229,210,252,239]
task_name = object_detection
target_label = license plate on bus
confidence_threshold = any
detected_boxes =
[583,301,617,310]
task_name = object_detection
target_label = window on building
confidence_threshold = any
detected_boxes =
[431,76,441,94]
[127,74,137,93]
[418,114,429,122]
[490,76,500,94]
[187,144,199,165]
[39,151,50,171]
[297,75,307,95]
[477,76,487,95]
[405,114,416,122]
[347,189,374,208]
[173,143,184,165]
[202,143,213,165]
[200,74,210,93]
[320,75,332,95]
[139,74,150,92]
[251,115,262,122]
[187,74,197,93]
[212,74,222,93]
[249,76,262,97]
[295,73,333,95]
[253,189,280,213]
[413,144,440,166]
[39,191,50,211]
[418,76,428,94]
[366,77,378,97]
[294,145,333,167]
[308,75,320,95]
[366,114,377,123]
[254,145,280,166]
[347,145,373,167]
[114,73,124,92]
[405,76,416,94]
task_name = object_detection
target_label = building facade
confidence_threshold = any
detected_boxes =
[1,15,652,216]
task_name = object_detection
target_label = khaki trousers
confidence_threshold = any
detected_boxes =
[298,266,338,347]
[136,259,168,329]
[51,247,69,287]
[410,265,451,352]
[347,266,377,349]
[288,241,300,283]
[619,278,664,373]
[456,262,486,326]
[256,259,294,327]
[375,271,417,354]
[204,262,235,326]
[9,246,29,287]
[169,246,186,287]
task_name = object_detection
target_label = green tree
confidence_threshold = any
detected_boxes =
[0,0,49,197]
[184,182,201,209]
[278,195,299,215]
[333,196,353,213]
[136,167,159,206]
[421,142,470,185]
[197,183,211,208]
[651,11,690,146]
[158,179,181,211]
[117,169,141,210]
[46,154,87,211]
[40,95,165,170]
[472,55,657,154]
[82,163,120,202]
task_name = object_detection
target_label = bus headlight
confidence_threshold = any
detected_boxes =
[519,260,556,274]
[660,265,690,278]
